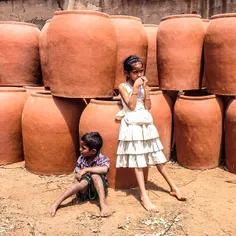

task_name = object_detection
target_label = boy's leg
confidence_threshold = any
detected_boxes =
[48,179,88,216]
[90,174,110,217]
[156,163,186,201]
[134,168,158,212]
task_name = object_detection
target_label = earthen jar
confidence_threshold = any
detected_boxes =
[0,22,41,86]
[22,91,86,175]
[225,99,236,174]
[47,11,117,98]
[79,98,148,189]
[144,24,159,86]
[174,91,223,169]
[111,15,148,88]
[149,88,173,160]
[39,19,51,89]
[201,19,210,88]
[157,14,205,90]
[0,87,27,164]
[205,14,236,95]
[23,86,45,97]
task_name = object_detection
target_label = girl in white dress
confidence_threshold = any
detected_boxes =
[116,56,186,212]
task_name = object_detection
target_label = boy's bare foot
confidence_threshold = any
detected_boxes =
[100,202,111,217]
[47,204,58,217]
[170,188,187,201]
[141,197,159,212]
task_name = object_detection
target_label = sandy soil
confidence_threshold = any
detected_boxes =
[0,161,236,236]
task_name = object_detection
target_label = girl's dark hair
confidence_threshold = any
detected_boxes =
[81,132,103,153]
[123,55,143,73]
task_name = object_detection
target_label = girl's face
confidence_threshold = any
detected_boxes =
[126,62,144,82]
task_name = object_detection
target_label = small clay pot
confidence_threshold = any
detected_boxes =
[111,15,148,88]
[79,98,149,189]
[205,13,236,95]
[22,91,86,175]
[174,91,223,169]
[0,87,27,164]
[0,21,41,86]
[144,24,159,86]
[157,14,205,90]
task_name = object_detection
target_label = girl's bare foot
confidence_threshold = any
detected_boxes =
[170,188,187,201]
[141,196,159,212]
[47,204,58,217]
[100,202,111,217]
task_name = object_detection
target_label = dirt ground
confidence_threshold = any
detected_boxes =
[0,161,236,236]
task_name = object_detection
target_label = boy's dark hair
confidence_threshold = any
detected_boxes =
[81,132,103,153]
[123,55,144,73]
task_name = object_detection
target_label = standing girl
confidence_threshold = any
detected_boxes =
[116,55,186,212]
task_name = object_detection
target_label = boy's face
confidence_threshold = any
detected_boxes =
[80,141,96,157]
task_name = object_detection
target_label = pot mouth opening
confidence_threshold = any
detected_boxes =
[24,86,45,90]
[211,13,236,20]
[161,14,201,22]
[91,97,121,105]
[179,90,216,100]
[0,87,26,92]
[0,21,39,28]
[54,10,109,18]
[110,15,141,22]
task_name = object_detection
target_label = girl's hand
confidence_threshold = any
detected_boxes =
[134,77,144,88]
[141,76,148,87]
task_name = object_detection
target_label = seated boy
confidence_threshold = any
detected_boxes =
[48,132,110,217]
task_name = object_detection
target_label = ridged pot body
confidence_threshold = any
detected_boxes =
[0,88,27,164]
[22,92,86,175]
[149,89,173,160]
[174,94,223,169]
[144,24,159,86]
[225,99,236,174]
[79,99,148,189]
[39,20,51,89]
[205,14,236,95]
[111,16,148,88]
[157,15,205,90]
[47,11,117,98]
[0,22,41,86]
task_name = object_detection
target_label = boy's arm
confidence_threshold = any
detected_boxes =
[75,166,108,180]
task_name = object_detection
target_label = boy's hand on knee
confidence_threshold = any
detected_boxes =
[75,169,87,181]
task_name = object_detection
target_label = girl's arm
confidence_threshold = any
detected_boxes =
[119,78,143,111]
[142,77,152,110]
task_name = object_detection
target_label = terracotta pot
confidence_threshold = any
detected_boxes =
[0,22,41,86]
[149,88,173,160]
[47,11,117,98]
[111,15,148,88]
[39,19,51,89]
[174,91,223,169]
[23,86,45,97]
[22,91,86,175]
[0,87,27,164]
[225,99,236,174]
[201,19,210,88]
[205,14,236,95]
[79,98,148,189]
[144,24,159,86]
[157,14,205,90]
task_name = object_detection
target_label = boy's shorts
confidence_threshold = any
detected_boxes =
[76,174,108,202]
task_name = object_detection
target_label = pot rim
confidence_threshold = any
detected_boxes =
[24,86,45,90]
[30,91,52,98]
[161,14,201,22]
[0,21,39,28]
[54,10,110,18]
[149,87,162,95]
[178,94,216,100]
[90,98,122,105]
[110,15,141,22]
[0,87,26,92]
[202,19,210,22]
[143,24,158,27]
[211,13,236,20]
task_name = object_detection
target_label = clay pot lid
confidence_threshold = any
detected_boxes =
[161,14,201,22]
[30,91,52,98]
[90,98,121,105]
[143,24,158,27]
[24,86,45,90]
[0,21,39,28]
[110,15,141,22]
[54,10,109,18]
[202,19,210,22]
[211,13,236,20]
[0,87,26,92]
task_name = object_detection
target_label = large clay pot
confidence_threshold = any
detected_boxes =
[39,19,51,89]
[174,91,223,169]
[22,91,86,175]
[0,87,27,164]
[0,22,41,86]
[205,14,236,95]
[24,86,45,97]
[157,14,205,90]
[79,98,148,189]
[149,88,173,160]
[201,19,210,88]
[111,16,148,88]
[47,11,117,98]
[144,24,159,86]
[225,99,236,174]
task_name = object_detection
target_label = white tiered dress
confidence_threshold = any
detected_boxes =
[116,82,167,168]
